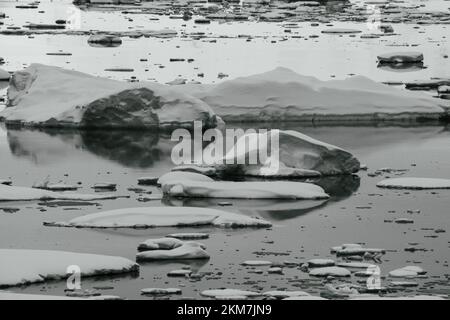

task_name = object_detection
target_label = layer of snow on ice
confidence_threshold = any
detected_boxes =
[0,249,138,287]
[200,289,261,298]
[179,67,448,122]
[164,180,329,200]
[136,242,209,261]
[377,177,450,190]
[0,184,118,202]
[45,207,272,229]
[0,64,219,130]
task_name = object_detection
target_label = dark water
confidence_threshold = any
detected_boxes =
[1,124,449,299]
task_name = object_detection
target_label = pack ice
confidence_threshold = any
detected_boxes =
[0,64,220,130]
[179,67,448,122]
[0,249,138,287]
[377,177,450,190]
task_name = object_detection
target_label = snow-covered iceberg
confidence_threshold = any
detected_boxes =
[198,129,360,177]
[44,206,272,229]
[0,64,220,130]
[179,67,448,122]
[0,249,138,287]
[0,184,119,202]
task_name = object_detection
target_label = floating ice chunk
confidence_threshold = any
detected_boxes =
[349,294,443,300]
[377,52,424,63]
[337,262,377,269]
[0,249,138,287]
[309,266,351,277]
[164,180,329,200]
[389,281,419,288]
[44,207,271,229]
[0,184,118,202]
[158,171,213,190]
[263,291,310,299]
[330,243,362,253]
[141,288,182,295]
[167,233,210,240]
[307,259,335,268]
[335,247,385,257]
[136,242,209,261]
[167,269,192,277]
[389,266,426,278]
[241,260,272,266]
[325,283,360,296]
[138,238,185,251]
[322,28,362,34]
[201,129,360,177]
[377,177,450,190]
[200,289,261,298]
[284,296,327,300]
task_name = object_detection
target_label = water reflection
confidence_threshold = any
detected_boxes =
[377,62,425,72]
[6,128,174,168]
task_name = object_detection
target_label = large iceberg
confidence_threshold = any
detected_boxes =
[179,67,448,122]
[0,64,220,130]
[0,249,138,287]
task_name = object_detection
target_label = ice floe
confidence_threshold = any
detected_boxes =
[309,266,351,277]
[377,177,450,190]
[44,206,272,229]
[263,290,310,299]
[136,242,209,261]
[388,266,426,278]
[200,289,261,299]
[377,52,424,63]
[141,288,182,295]
[163,180,329,200]
[307,259,335,268]
[137,238,186,251]
[0,64,220,130]
[0,249,138,287]
[0,184,118,202]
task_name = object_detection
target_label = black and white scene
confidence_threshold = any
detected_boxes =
[0,0,450,303]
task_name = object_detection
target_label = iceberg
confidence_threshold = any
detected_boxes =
[0,64,220,131]
[179,67,448,122]
[199,129,361,177]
